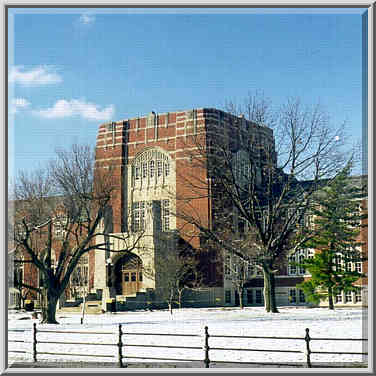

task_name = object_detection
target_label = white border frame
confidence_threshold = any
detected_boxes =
[2,2,373,374]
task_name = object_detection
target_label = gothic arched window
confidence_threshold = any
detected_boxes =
[132,149,171,187]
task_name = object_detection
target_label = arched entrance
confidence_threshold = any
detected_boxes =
[114,254,143,296]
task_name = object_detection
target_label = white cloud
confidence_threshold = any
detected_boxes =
[9,66,62,86]
[33,99,115,121]
[79,14,95,25]
[10,97,31,114]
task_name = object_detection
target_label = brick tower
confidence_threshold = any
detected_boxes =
[93,108,275,308]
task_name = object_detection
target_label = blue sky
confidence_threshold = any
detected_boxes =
[8,8,367,179]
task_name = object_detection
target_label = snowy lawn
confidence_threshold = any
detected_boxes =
[8,306,368,367]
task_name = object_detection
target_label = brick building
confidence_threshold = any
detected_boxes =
[9,108,368,310]
[235,175,368,308]
[91,108,275,309]
[92,108,368,309]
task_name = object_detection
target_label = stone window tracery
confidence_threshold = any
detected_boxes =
[162,199,170,231]
[132,149,171,187]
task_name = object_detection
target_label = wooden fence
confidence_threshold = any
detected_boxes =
[9,324,368,368]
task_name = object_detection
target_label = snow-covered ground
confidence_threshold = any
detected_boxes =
[8,307,368,367]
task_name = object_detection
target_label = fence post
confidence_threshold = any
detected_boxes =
[118,324,125,368]
[32,322,37,363]
[204,326,210,368]
[305,328,311,368]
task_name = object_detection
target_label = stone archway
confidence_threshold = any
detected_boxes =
[114,253,143,296]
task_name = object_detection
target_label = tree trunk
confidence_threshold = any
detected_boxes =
[263,269,279,313]
[178,289,183,309]
[20,295,25,310]
[169,289,174,315]
[328,286,335,310]
[238,288,244,309]
[41,289,59,324]
[327,247,335,311]
[81,294,86,324]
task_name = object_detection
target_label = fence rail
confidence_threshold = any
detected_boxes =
[122,332,199,337]
[209,347,302,353]
[8,324,367,368]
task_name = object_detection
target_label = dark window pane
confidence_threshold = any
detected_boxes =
[247,289,253,304]
[225,290,231,303]
[255,290,262,304]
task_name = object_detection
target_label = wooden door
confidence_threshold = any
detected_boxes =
[121,264,143,296]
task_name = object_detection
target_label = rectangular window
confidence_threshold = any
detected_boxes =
[350,202,362,226]
[149,160,155,178]
[247,289,253,304]
[140,202,145,230]
[355,291,362,303]
[142,162,147,178]
[54,216,67,238]
[335,292,343,303]
[124,273,130,282]
[355,262,362,273]
[135,165,140,180]
[133,202,145,232]
[289,289,297,304]
[157,160,163,177]
[165,162,170,176]
[288,255,297,275]
[139,272,143,282]
[255,290,262,304]
[289,250,313,276]
[225,290,231,304]
[298,289,305,303]
[345,261,353,272]
[55,224,63,238]
[82,265,88,285]
[334,254,343,272]
[298,253,305,275]
[133,204,140,232]
[162,199,170,231]
[131,272,137,282]
[345,291,353,303]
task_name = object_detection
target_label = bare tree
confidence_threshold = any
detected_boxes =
[145,233,201,314]
[220,233,266,309]
[223,255,250,309]
[68,254,89,324]
[12,253,30,310]
[225,90,278,128]
[10,144,145,324]
[176,95,350,312]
